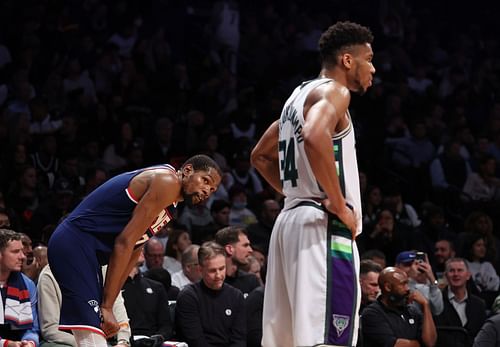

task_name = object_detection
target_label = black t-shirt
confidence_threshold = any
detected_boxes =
[175,281,246,347]
[122,274,173,339]
[225,270,260,298]
[361,299,423,347]
[246,286,264,347]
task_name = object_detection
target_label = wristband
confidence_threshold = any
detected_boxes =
[117,339,130,347]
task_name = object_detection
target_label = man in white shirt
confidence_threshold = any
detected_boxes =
[434,258,486,347]
[171,245,201,290]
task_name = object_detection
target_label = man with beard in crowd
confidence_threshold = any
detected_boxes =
[361,267,436,347]
[215,226,260,298]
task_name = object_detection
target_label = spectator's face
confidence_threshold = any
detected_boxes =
[387,271,410,306]
[445,261,470,289]
[230,234,253,266]
[377,210,394,231]
[202,254,226,290]
[434,240,454,265]
[175,232,192,254]
[252,249,266,267]
[472,238,487,260]
[248,260,262,284]
[206,134,218,151]
[397,260,419,279]
[262,200,281,225]
[21,235,32,257]
[62,158,78,177]
[360,271,380,304]
[213,207,230,226]
[185,251,201,282]
[368,187,382,206]
[21,167,37,189]
[475,215,492,234]
[145,242,164,269]
[14,145,27,164]
[0,213,10,228]
[231,192,247,209]
[1,240,26,272]
[429,213,445,228]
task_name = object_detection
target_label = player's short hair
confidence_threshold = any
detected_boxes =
[360,259,383,275]
[215,226,248,247]
[182,154,222,177]
[198,241,226,266]
[0,229,22,251]
[318,21,373,67]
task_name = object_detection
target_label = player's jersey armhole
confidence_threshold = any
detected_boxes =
[332,110,353,140]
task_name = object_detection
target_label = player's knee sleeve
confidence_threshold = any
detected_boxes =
[72,329,108,347]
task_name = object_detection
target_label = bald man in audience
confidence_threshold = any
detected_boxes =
[361,267,436,347]
[22,245,48,283]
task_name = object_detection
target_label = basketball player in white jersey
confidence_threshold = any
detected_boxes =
[251,21,375,347]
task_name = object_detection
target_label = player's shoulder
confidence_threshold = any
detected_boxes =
[307,79,350,106]
[148,165,181,187]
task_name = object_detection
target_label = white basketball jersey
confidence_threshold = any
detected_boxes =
[278,78,363,235]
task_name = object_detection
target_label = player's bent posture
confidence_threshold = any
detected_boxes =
[48,154,221,347]
[251,21,375,347]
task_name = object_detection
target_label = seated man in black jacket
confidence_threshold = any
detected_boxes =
[434,257,486,347]
[175,241,246,347]
[122,252,173,341]
[361,267,437,347]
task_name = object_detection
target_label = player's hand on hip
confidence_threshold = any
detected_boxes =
[101,306,120,338]
[323,200,358,239]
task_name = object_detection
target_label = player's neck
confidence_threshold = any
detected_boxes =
[319,68,347,87]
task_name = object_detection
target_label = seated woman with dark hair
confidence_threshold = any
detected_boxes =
[358,208,418,266]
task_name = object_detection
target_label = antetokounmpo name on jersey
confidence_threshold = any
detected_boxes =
[280,104,304,143]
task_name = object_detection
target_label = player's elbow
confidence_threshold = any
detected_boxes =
[114,234,136,252]
[250,147,261,167]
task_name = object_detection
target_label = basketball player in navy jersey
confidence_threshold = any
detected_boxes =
[48,154,222,347]
[251,22,375,346]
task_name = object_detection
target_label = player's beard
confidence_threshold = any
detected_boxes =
[182,191,196,207]
[353,68,367,95]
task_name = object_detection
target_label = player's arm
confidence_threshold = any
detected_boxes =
[251,120,282,194]
[302,86,357,234]
[102,172,180,329]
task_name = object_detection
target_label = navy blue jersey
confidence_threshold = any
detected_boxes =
[56,164,177,262]
[47,164,179,334]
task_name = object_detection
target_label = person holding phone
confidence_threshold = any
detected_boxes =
[395,250,444,315]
